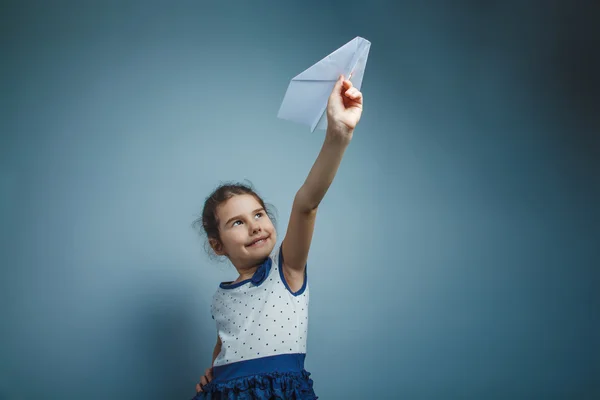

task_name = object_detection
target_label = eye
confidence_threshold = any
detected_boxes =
[232,220,242,227]
[255,212,263,219]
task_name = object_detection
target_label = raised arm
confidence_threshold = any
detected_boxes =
[281,75,363,282]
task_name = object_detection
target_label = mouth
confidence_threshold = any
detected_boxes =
[246,236,269,247]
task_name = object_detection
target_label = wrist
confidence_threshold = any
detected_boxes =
[325,126,353,145]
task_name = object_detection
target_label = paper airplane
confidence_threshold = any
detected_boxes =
[277,36,371,132]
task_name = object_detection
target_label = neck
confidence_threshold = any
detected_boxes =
[237,269,256,281]
[233,257,268,283]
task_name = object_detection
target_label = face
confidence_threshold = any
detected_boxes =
[211,194,276,268]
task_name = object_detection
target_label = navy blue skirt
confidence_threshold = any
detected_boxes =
[192,354,317,400]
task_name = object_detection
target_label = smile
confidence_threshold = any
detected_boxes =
[247,236,269,247]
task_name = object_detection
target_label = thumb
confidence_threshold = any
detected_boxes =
[328,75,345,109]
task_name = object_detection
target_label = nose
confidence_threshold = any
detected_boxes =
[249,219,261,233]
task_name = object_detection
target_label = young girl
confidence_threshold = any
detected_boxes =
[192,74,363,399]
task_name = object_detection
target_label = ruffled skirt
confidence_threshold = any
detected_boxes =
[191,354,317,400]
[192,369,317,399]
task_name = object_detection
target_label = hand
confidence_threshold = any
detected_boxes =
[326,74,364,139]
[195,367,213,393]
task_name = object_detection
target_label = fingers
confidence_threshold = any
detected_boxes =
[328,75,362,112]
[332,75,345,94]
[344,86,362,102]
[196,367,213,393]
[328,75,345,109]
[339,77,361,100]
[196,376,207,393]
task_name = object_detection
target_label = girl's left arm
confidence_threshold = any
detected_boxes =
[281,75,363,274]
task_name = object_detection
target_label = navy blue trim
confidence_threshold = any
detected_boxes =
[219,278,251,289]
[213,353,306,383]
[219,257,273,290]
[278,245,308,296]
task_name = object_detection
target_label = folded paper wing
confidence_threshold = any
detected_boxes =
[277,36,371,132]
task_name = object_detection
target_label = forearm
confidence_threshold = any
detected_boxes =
[211,343,221,366]
[297,127,350,210]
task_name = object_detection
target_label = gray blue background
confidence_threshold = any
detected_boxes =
[1,1,598,399]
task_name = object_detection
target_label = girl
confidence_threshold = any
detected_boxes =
[192,74,363,399]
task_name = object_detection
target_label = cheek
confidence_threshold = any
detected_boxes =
[230,230,245,242]
[221,230,245,248]
[265,219,276,234]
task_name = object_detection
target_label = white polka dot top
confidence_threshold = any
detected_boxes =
[211,244,309,367]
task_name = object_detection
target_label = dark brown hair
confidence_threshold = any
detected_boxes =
[192,180,277,260]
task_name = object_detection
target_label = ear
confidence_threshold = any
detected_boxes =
[209,237,226,256]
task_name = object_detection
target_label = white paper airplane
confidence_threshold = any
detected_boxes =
[278,36,371,132]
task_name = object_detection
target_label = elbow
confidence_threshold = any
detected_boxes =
[294,189,319,213]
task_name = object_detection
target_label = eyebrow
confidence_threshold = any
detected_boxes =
[224,208,265,227]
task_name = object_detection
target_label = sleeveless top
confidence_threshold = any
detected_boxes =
[211,244,309,368]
